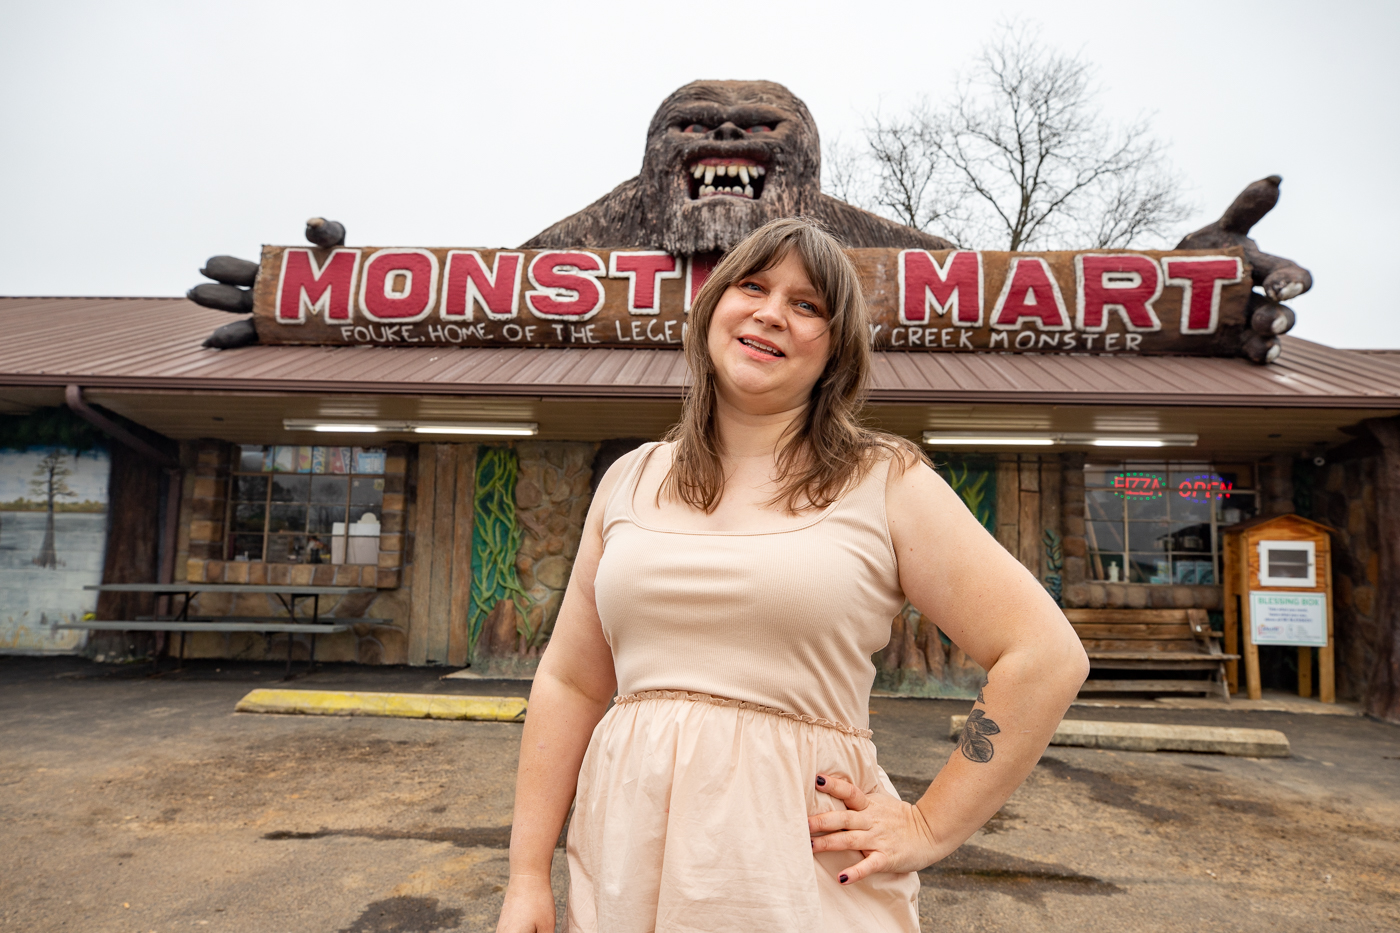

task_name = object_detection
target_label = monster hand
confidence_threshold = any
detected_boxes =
[188,218,346,349]
[1176,176,1311,364]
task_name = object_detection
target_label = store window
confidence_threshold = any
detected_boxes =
[1084,462,1258,585]
[226,445,386,564]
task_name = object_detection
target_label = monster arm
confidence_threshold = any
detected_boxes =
[187,218,345,349]
[1176,175,1312,302]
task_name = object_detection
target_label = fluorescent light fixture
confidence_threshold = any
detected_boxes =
[922,434,1057,446]
[283,418,538,437]
[412,423,538,437]
[924,431,1197,448]
[306,423,384,433]
[1063,433,1197,448]
[283,419,397,433]
[1090,438,1167,448]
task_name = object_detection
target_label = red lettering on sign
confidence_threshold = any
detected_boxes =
[1075,254,1163,333]
[1112,473,1163,498]
[898,250,983,326]
[609,251,680,316]
[359,249,439,323]
[276,248,361,323]
[1177,474,1233,500]
[525,251,606,320]
[991,257,1069,331]
[1164,256,1243,335]
[685,255,718,312]
[441,251,522,321]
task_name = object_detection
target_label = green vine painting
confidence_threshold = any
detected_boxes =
[469,448,529,654]
[942,458,996,533]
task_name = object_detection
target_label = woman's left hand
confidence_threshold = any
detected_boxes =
[808,774,942,884]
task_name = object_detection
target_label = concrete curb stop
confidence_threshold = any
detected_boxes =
[235,688,528,721]
[950,715,1290,757]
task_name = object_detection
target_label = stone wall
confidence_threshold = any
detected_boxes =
[1303,456,1382,702]
[513,442,596,647]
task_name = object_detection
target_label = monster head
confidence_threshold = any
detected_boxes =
[522,78,940,255]
[640,80,822,255]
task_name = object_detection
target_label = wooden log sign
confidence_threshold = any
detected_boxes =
[251,245,1251,355]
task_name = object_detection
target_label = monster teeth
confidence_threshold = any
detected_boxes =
[726,164,737,177]
[738,166,749,184]
[755,165,766,177]
[692,164,704,179]
[744,184,753,197]
[704,165,716,185]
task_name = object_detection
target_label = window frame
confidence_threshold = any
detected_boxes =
[224,446,386,565]
[1083,460,1259,586]
[1257,539,1316,588]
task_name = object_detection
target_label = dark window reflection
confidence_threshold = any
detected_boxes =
[227,447,386,565]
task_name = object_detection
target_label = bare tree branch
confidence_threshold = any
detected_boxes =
[821,133,869,208]
[829,20,1192,251]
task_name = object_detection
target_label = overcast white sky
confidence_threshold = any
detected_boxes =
[1,0,1396,347]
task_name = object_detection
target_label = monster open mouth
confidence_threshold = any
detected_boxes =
[687,158,768,201]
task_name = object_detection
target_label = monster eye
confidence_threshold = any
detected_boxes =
[683,124,709,134]
[746,125,773,134]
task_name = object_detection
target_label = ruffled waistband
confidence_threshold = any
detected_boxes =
[613,689,873,739]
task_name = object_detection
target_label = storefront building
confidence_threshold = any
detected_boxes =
[3,295,1398,711]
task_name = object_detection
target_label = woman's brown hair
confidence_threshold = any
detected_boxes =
[662,216,926,513]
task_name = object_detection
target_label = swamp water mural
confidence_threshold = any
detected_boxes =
[0,447,110,652]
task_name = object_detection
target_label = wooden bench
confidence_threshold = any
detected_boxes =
[69,583,382,675]
[1064,609,1240,700]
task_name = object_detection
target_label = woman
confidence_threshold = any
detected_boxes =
[497,218,1088,932]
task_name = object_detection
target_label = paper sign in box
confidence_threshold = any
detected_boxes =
[1249,591,1328,647]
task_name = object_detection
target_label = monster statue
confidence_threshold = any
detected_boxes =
[190,79,1310,361]
[520,80,951,256]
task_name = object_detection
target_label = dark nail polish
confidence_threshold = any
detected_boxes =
[816,776,826,786]
[839,874,849,884]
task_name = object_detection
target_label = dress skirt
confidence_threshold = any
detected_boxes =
[565,692,921,932]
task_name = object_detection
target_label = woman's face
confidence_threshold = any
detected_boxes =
[706,250,833,414]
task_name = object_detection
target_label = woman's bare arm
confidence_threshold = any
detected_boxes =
[892,458,1087,852]
[496,452,634,932]
[810,456,1088,882]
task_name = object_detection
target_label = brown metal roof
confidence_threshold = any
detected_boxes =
[2,296,1399,409]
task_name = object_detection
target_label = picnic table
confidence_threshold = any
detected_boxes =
[63,583,386,675]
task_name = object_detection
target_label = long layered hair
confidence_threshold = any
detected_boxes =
[662,217,925,513]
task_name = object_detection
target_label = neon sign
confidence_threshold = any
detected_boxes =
[1112,472,1164,499]
[1177,473,1233,501]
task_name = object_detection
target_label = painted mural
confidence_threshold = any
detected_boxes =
[0,447,110,652]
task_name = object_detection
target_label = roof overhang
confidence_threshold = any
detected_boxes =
[3,297,1399,458]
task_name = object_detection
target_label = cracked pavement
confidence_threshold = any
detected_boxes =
[1,657,1396,932]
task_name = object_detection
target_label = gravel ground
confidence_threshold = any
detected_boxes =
[1,656,1396,932]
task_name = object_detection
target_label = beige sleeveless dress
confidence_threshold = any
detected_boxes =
[566,443,921,932]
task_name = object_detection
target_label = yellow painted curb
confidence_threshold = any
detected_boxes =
[235,688,527,721]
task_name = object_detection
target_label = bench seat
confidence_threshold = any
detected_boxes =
[57,621,355,634]
[1066,608,1239,699]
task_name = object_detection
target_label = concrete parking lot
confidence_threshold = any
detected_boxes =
[1,657,1397,932]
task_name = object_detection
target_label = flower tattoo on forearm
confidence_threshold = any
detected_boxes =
[956,709,1000,763]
